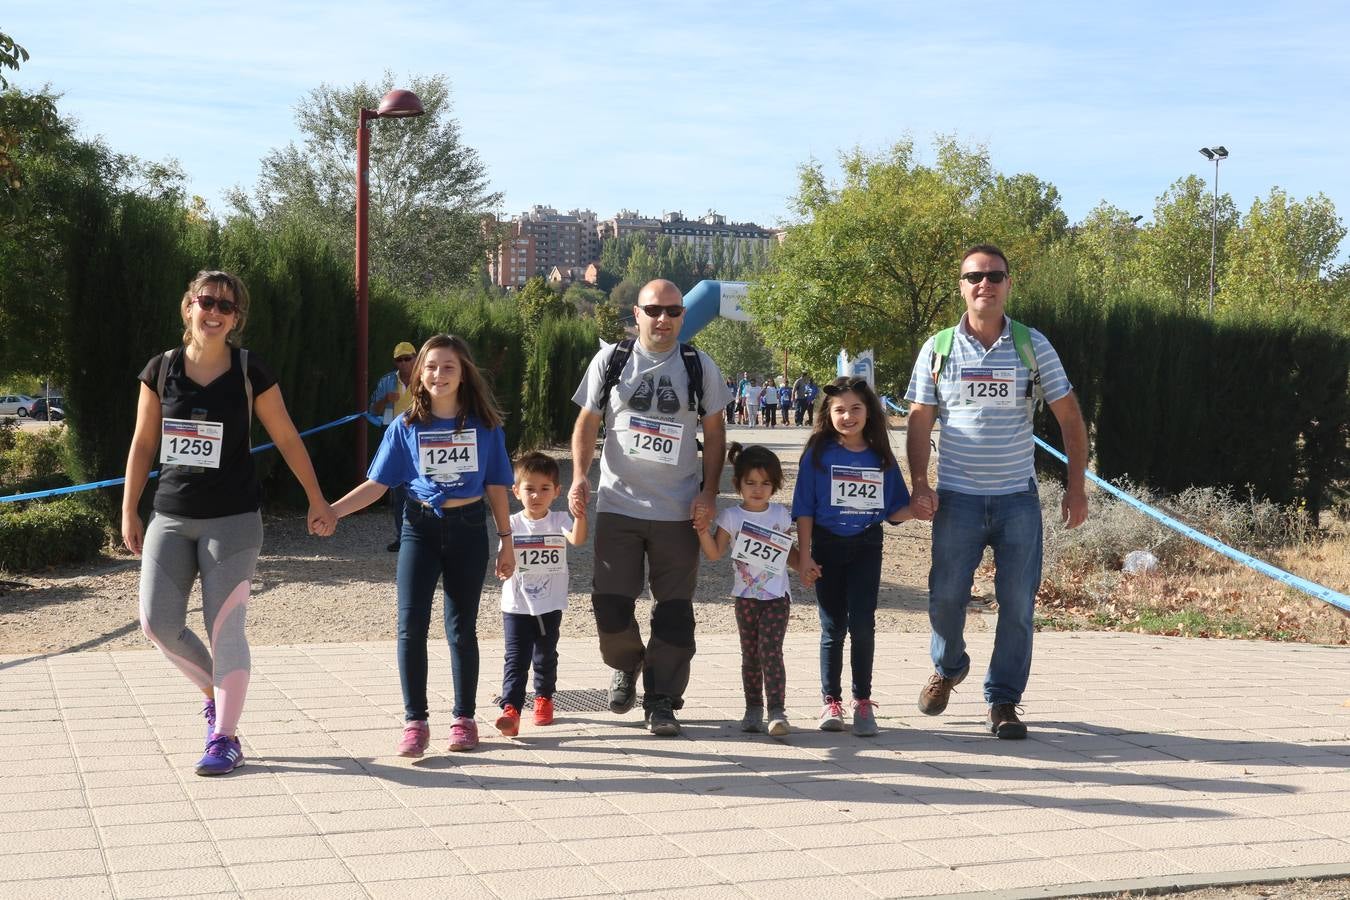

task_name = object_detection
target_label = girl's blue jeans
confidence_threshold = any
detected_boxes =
[396,500,489,720]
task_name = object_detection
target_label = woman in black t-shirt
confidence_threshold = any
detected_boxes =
[121,270,336,776]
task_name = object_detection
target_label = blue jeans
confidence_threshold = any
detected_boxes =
[928,481,1043,706]
[396,500,489,720]
[812,524,883,701]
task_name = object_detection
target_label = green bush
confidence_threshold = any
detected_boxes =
[0,497,107,571]
[0,425,71,484]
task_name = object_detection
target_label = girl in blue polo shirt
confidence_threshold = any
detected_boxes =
[332,334,515,755]
[793,376,911,737]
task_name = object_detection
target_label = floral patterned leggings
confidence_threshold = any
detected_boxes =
[734,596,791,710]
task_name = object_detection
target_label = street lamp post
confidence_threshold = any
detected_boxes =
[1198,145,1229,315]
[355,89,424,478]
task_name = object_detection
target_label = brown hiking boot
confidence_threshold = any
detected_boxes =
[917,668,968,715]
[989,703,1028,740]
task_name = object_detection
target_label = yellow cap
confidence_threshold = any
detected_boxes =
[393,341,416,359]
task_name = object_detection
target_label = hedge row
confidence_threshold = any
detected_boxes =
[1016,270,1350,518]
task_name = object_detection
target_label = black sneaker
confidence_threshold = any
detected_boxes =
[655,375,680,414]
[608,664,640,714]
[629,374,654,412]
[386,541,401,552]
[646,697,680,736]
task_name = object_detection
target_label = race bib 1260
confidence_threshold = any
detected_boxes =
[830,465,883,510]
[419,429,477,478]
[731,521,792,577]
[958,367,1016,408]
[513,533,566,575]
[160,418,223,468]
[618,413,683,465]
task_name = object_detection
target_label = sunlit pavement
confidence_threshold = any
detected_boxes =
[3,632,1347,899]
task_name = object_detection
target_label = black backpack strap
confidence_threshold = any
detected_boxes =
[680,343,705,417]
[594,338,635,413]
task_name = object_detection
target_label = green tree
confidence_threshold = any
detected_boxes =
[1071,201,1142,297]
[1221,188,1345,314]
[746,138,1065,387]
[514,276,571,337]
[594,301,626,343]
[229,72,499,295]
[0,31,27,89]
[625,241,659,284]
[610,278,640,309]
[1133,175,1236,310]
[692,318,776,382]
[562,282,606,317]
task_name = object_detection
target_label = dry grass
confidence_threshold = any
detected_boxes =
[1034,480,1350,645]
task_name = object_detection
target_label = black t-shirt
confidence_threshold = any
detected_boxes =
[138,347,278,518]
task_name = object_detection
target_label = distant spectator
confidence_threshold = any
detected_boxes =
[370,342,417,552]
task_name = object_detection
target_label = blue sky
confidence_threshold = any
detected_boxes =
[7,1,1347,241]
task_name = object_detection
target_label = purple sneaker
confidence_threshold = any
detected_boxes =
[202,698,216,743]
[196,734,244,776]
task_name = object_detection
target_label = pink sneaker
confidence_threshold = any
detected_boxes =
[397,720,430,757]
[448,716,479,751]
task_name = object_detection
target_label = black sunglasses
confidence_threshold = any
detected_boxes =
[193,295,240,315]
[822,378,869,397]
[639,304,684,318]
[960,270,1008,285]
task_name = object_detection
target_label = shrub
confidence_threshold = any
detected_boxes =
[1,425,73,484]
[0,497,107,571]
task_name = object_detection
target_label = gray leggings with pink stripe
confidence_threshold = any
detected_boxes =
[139,510,262,738]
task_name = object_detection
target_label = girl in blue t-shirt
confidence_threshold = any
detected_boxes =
[792,377,912,737]
[332,334,515,755]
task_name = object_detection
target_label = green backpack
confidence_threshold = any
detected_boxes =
[929,318,1043,416]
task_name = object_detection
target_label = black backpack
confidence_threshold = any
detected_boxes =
[593,338,706,417]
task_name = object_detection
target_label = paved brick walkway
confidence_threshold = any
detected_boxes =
[3,632,1348,898]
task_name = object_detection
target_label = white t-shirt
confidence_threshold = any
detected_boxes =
[500,509,574,616]
[715,502,794,601]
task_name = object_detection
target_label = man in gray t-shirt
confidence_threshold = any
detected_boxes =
[569,279,732,737]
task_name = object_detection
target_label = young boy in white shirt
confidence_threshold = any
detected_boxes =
[495,452,588,735]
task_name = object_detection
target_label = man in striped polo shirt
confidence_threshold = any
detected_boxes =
[904,244,1089,739]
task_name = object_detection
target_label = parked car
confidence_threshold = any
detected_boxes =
[0,394,36,418]
[28,398,65,421]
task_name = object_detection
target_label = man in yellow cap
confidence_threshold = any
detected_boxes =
[370,341,417,550]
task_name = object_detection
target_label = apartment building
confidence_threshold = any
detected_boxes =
[659,211,774,266]
[486,207,601,288]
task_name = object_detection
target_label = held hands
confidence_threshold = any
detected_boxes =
[307,501,337,537]
[495,539,516,580]
[690,489,717,532]
[910,486,938,522]
[799,558,820,588]
[568,479,590,519]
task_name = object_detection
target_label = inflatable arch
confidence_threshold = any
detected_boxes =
[676,280,751,341]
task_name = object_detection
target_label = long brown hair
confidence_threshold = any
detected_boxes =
[802,377,896,471]
[180,270,250,347]
[403,334,505,431]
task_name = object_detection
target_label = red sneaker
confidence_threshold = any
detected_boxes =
[533,696,555,726]
[494,705,520,737]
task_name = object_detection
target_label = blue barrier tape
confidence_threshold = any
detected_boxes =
[1,412,365,505]
[1031,438,1350,614]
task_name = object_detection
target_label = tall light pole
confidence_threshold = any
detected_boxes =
[1198,145,1228,315]
[356,89,424,478]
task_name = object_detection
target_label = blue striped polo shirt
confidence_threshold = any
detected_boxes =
[904,315,1072,496]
